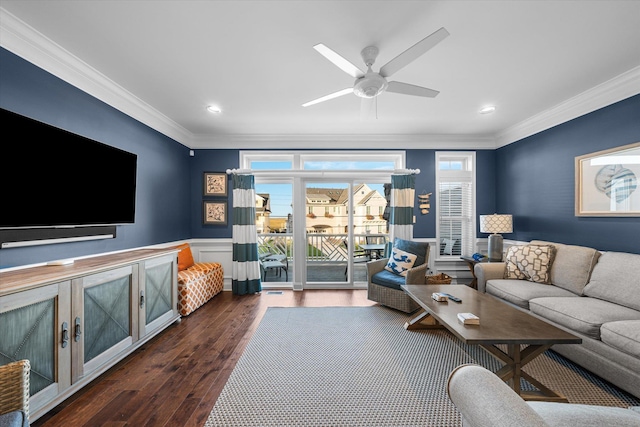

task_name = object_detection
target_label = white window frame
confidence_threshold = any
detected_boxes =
[239,151,406,288]
[435,151,476,260]
[240,151,405,171]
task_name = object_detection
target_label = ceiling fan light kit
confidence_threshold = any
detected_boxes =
[354,71,388,98]
[303,27,450,115]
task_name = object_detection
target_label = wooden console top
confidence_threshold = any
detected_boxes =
[0,247,178,296]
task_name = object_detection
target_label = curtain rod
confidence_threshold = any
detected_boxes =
[226,168,420,176]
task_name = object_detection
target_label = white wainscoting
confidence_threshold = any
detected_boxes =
[182,237,497,291]
[189,238,234,291]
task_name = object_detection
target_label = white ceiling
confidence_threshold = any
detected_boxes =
[1,1,639,150]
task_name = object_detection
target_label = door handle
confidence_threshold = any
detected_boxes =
[140,290,145,308]
[74,317,82,342]
[61,321,69,348]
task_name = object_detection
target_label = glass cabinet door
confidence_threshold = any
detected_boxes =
[71,265,137,383]
[139,254,178,338]
[0,282,72,415]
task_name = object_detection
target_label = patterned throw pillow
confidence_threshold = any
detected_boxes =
[504,244,556,284]
[385,247,418,276]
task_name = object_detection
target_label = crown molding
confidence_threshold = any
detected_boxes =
[188,133,498,150]
[0,8,192,145]
[496,66,640,147]
[2,7,637,151]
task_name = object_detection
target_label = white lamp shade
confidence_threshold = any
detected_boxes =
[479,214,513,234]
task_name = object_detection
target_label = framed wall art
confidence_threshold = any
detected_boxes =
[575,141,640,217]
[203,201,227,225]
[203,172,227,197]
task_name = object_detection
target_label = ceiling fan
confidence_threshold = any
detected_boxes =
[302,27,450,116]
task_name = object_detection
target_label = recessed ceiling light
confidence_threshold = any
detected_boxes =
[206,105,222,114]
[479,105,496,114]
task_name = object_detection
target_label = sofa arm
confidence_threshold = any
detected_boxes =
[366,258,388,280]
[474,262,506,293]
[447,364,549,427]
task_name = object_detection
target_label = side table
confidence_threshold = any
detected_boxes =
[460,255,488,289]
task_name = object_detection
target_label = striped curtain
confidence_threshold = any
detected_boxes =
[389,174,415,242]
[232,174,262,295]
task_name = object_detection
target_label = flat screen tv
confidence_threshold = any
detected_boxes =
[0,108,137,229]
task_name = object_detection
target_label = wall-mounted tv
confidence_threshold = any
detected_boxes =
[0,108,137,229]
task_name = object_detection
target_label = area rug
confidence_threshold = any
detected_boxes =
[205,306,639,426]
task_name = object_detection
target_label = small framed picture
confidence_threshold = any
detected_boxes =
[203,201,227,225]
[203,172,227,197]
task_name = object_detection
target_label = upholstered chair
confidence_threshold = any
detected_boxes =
[367,238,430,313]
[447,364,640,427]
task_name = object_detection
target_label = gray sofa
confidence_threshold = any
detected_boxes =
[475,240,640,399]
[448,364,640,427]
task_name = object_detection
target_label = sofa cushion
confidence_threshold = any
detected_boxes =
[600,320,640,358]
[504,244,556,284]
[530,240,600,295]
[371,270,406,291]
[486,279,575,309]
[384,247,417,276]
[583,252,640,311]
[529,297,640,340]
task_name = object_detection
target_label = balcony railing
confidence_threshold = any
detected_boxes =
[257,233,388,262]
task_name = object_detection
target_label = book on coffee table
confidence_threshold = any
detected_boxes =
[457,312,480,325]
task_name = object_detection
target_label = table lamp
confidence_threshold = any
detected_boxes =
[479,214,513,262]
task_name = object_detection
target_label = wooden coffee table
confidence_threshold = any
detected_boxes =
[401,284,582,402]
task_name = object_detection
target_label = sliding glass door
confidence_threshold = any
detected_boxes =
[303,180,388,287]
[246,151,400,290]
[254,181,293,284]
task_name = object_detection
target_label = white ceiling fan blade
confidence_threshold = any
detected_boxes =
[379,27,449,78]
[302,88,353,107]
[386,81,440,98]
[359,97,377,121]
[313,44,365,78]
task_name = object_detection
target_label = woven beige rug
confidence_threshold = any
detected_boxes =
[206,306,639,426]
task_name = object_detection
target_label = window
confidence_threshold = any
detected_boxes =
[436,152,475,258]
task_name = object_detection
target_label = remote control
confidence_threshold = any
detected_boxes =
[441,293,462,303]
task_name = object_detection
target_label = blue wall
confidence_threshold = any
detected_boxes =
[2,44,637,268]
[189,149,237,238]
[495,95,640,253]
[0,48,191,268]
[187,148,497,240]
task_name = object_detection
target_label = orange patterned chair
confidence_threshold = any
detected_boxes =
[176,243,223,316]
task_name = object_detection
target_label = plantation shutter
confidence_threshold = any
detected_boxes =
[436,153,475,258]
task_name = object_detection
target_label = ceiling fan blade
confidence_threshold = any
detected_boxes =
[313,44,365,78]
[359,97,377,120]
[302,88,353,107]
[379,27,449,78]
[386,81,439,98]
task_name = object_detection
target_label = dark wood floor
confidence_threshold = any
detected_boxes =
[33,290,376,427]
